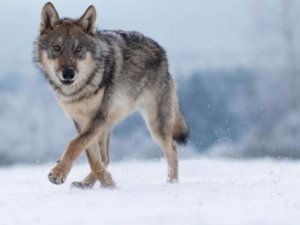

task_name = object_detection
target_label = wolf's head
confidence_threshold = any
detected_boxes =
[34,2,106,96]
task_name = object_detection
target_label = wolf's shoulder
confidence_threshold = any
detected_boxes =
[100,29,142,37]
[96,30,162,48]
[97,30,144,41]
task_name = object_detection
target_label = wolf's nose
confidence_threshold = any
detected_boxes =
[62,68,75,80]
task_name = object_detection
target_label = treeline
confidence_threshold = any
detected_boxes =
[0,68,298,165]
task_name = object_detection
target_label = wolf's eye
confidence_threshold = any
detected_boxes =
[75,46,83,54]
[53,45,61,52]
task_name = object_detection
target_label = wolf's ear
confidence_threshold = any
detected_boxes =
[40,2,60,34]
[78,6,97,35]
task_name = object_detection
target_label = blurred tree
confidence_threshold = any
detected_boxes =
[254,0,299,109]
[281,0,298,110]
[179,69,254,151]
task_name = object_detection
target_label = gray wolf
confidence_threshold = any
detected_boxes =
[34,2,188,188]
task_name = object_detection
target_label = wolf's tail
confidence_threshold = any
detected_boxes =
[172,102,189,145]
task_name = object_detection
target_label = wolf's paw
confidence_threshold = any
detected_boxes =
[71,181,94,189]
[167,176,179,184]
[100,172,116,188]
[167,178,179,183]
[48,163,71,185]
[48,170,66,185]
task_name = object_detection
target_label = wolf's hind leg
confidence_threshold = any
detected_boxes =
[142,92,178,183]
[85,142,115,187]
[71,172,97,189]
[149,128,178,183]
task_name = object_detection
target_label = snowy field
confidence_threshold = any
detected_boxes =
[1,158,300,225]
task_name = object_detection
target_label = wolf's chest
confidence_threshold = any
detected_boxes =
[59,90,104,125]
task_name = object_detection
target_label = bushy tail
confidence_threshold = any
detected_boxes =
[172,104,189,145]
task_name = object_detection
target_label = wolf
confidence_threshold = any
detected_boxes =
[34,2,189,188]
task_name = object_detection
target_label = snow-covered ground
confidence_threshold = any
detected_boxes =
[1,158,300,225]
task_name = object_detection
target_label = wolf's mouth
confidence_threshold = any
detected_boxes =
[60,79,74,85]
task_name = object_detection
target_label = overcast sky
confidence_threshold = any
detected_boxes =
[0,0,297,77]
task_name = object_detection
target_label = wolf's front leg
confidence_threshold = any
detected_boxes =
[48,111,108,185]
[48,157,73,184]
[48,138,83,184]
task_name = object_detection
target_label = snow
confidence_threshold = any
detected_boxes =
[1,158,300,225]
